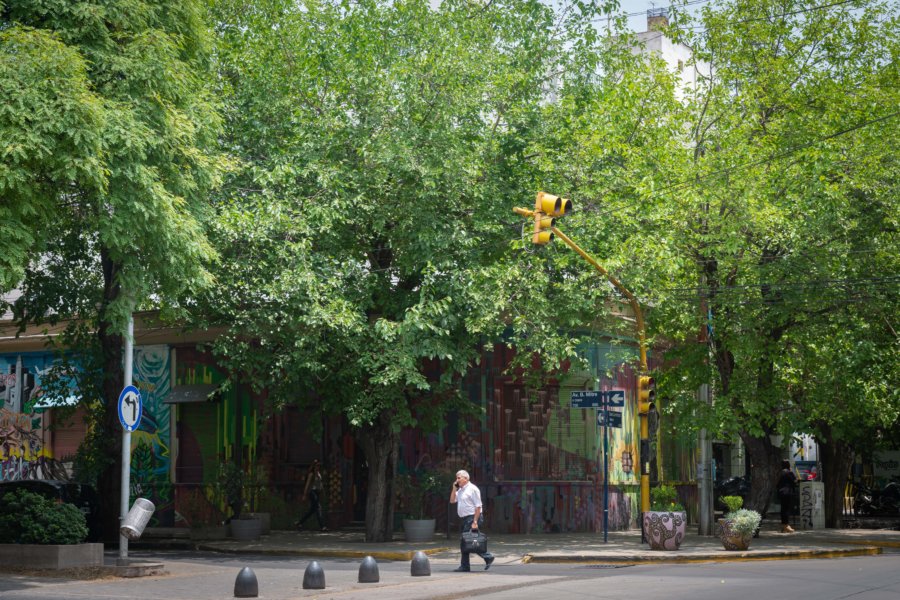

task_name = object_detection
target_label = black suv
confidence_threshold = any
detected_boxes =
[0,479,102,542]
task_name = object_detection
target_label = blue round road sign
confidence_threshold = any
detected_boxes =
[117,385,143,432]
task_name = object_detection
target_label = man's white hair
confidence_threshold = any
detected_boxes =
[456,470,470,480]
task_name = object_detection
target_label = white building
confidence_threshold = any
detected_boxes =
[633,9,709,99]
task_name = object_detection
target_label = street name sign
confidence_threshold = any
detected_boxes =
[597,410,623,428]
[571,390,626,408]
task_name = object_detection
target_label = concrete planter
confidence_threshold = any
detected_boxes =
[402,518,436,543]
[643,511,687,551]
[229,517,262,541]
[0,543,103,569]
[245,512,271,535]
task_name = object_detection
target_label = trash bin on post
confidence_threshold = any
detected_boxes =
[798,481,825,529]
[120,497,156,540]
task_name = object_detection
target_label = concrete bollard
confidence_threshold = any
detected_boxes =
[358,555,379,583]
[410,551,431,577]
[234,567,258,598]
[303,560,326,589]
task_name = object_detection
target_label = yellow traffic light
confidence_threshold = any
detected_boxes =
[638,375,656,414]
[535,191,572,217]
[533,213,555,245]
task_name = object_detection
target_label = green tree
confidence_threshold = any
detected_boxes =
[203,0,630,541]
[1,0,223,538]
[647,0,899,521]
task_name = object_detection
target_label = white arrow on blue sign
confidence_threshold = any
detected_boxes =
[117,385,143,432]
[571,390,626,408]
[597,410,623,428]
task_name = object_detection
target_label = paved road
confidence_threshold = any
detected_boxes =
[1,550,898,600]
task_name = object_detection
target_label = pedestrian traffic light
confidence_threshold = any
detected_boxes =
[638,375,655,414]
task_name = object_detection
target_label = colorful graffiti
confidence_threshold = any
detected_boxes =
[395,342,648,533]
[131,345,174,525]
[0,352,73,481]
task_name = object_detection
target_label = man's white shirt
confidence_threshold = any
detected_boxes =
[456,482,482,518]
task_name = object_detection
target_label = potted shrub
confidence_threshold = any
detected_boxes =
[642,484,687,551]
[398,470,444,543]
[0,489,102,569]
[717,495,762,551]
[217,462,262,541]
[179,487,227,540]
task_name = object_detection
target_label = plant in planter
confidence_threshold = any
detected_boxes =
[717,496,762,551]
[0,489,101,569]
[216,462,246,521]
[216,462,263,540]
[0,489,89,544]
[643,484,687,551]
[397,470,445,542]
[179,487,227,540]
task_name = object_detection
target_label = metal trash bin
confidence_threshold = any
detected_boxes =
[120,497,156,540]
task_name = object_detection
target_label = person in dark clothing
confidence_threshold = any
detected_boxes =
[297,460,327,532]
[777,459,798,533]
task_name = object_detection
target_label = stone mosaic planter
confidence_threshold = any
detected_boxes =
[643,510,687,551]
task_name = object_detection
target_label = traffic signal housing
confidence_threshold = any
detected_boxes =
[530,192,572,245]
[638,375,656,415]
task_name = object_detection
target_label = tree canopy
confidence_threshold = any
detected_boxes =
[1,0,224,538]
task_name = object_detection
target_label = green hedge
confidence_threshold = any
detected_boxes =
[0,489,89,545]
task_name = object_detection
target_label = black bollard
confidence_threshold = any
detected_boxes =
[358,555,380,583]
[234,567,258,598]
[410,551,431,577]
[303,560,326,590]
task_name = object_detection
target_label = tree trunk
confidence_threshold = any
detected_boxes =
[740,431,780,515]
[95,247,125,542]
[817,428,854,528]
[356,411,400,542]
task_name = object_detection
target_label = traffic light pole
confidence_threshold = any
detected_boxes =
[548,226,652,520]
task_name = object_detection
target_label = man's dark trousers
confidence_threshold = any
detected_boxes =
[459,515,493,569]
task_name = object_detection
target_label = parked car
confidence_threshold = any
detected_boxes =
[714,475,751,512]
[0,479,102,542]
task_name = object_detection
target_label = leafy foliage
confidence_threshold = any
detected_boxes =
[202,0,643,541]
[0,489,88,545]
[397,470,446,520]
[650,484,685,512]
[2,0,226,539]
[724,508,762,538]
[721,495,744,514]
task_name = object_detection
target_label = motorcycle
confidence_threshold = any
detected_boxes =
[853,479,900,516]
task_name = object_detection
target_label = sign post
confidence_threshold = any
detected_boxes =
[117,316,141,564]
[573,390,624,543]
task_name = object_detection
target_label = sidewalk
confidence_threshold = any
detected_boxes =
[161,524,900,565]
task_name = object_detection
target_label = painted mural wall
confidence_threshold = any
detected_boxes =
[0,347,177,526]
[130,345,174,525]
[0,352,73,481]
[397,341,650,533]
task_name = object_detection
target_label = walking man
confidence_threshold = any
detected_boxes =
[449,469,494,572]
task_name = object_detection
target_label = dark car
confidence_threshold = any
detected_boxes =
[0,479,102,542]
[714,476,751,512]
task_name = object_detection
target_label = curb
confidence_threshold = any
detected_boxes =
[522,546,881,564]
[196,544,452,561]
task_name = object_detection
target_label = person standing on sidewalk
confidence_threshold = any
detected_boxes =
[449,469,494,572]
[777,459,798,533]
[297,460,328,532]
